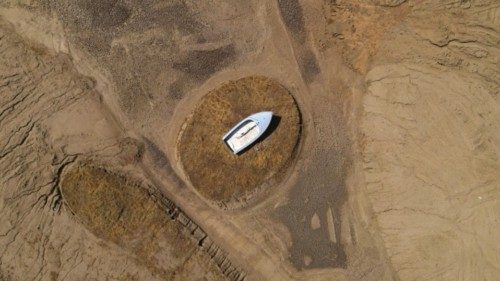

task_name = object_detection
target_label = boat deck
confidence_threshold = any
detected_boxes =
[226,121,261,152]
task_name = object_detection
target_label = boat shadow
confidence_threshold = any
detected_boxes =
[237,115,281,155]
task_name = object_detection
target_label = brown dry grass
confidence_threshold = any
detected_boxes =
[178,76,301,204]
[60,165,212,278]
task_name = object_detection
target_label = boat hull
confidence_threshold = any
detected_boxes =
[222,111,273,154]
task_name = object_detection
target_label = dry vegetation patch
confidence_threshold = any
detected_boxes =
[61,165,223,279]
[178,76,301,206]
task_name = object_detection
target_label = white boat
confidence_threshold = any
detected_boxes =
[222,111,273,154]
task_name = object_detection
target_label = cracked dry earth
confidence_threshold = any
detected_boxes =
[1,0,500,281]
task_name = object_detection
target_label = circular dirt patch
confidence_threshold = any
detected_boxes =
[177,76,301,206]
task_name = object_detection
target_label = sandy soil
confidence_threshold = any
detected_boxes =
[0,18,225,281]
[0,0,499,280]
[360,1,500,279]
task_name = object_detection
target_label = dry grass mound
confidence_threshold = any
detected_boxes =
[178,76,301,205]
[61,165,223,279]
